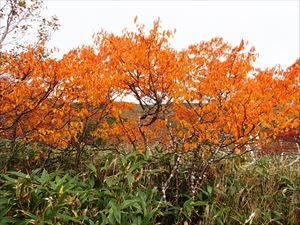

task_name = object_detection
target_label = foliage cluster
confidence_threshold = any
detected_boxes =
[0,17,299,174]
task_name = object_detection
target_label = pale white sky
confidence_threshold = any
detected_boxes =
[44,0,299,69]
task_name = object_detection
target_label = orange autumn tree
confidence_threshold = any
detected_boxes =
[0,44,61,149]
[28,46,124,167]
[252,59,300,156]
[93,18,185,150]
[57,46,122,167]
[0,44,120,167]
[172,38,260,152]
[90,19,298,195]
[168,39,299,195]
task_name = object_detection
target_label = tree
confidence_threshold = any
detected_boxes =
[93,18,184,150]
[168,39,299,195]
[0,0,59,49]
[0,44,62,169]
[48,46,122,167]
[92,20,299,195]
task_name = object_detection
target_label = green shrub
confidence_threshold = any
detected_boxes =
[0,150,164,225]
[0,148,299,224]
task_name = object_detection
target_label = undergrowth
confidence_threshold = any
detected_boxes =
[0,147,299,224]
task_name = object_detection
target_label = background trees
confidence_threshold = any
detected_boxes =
[0,0,59,50]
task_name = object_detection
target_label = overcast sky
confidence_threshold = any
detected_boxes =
[44,0,299,69]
